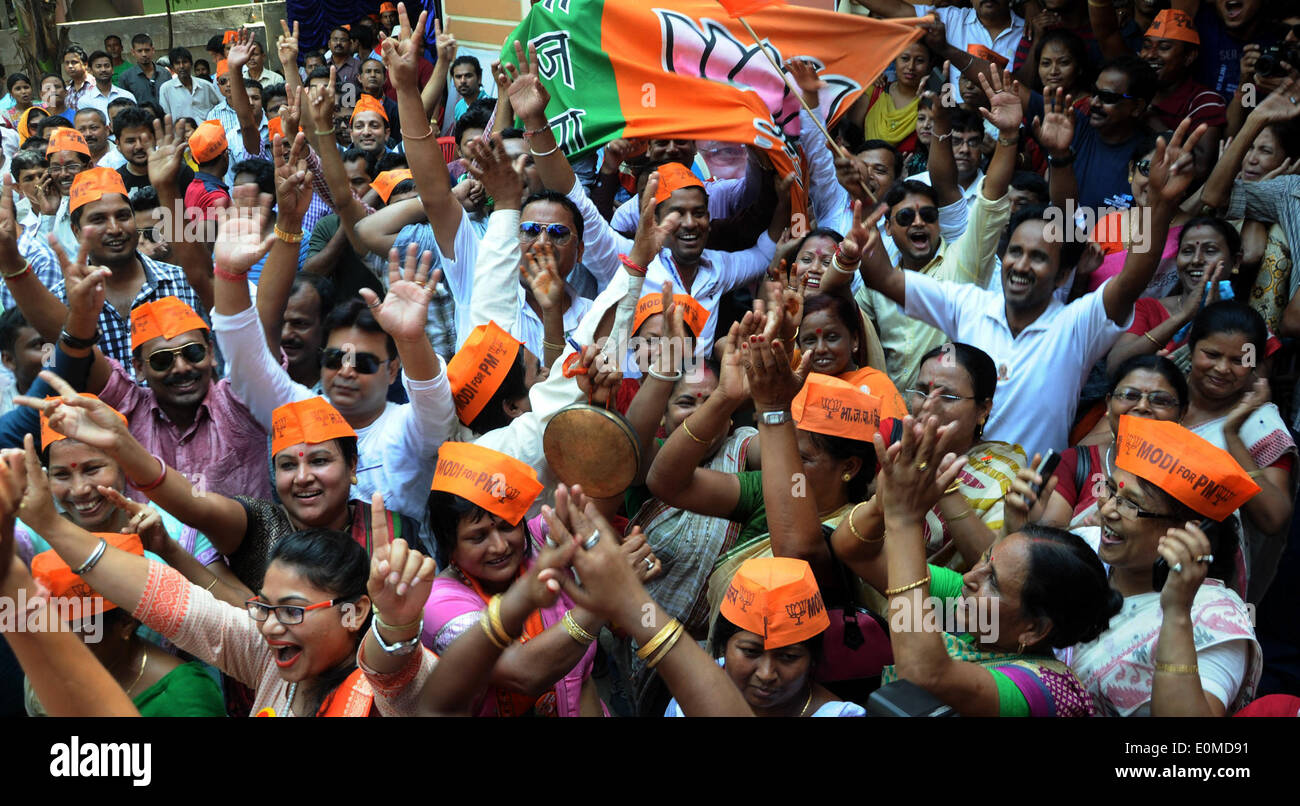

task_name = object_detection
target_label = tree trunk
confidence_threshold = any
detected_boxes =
[12,0,67,79]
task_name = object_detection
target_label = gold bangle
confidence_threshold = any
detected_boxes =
[274,224,304,243]
[848,501,883,544]
[562,610,596,646]
[1143,331,1163,348]
[203,577,220,592]
[635,617,682,662]
[1154,661,1199,675]
[680,418,710,446]
[1,259,30,279]
[487,594,514,645]
[944,480,962,495]
[480,610,510,649]
[884,574,931,596]
[541,338,565,352]
[373,606,422,632]
[645,621,686,669]
[945,508,972,523]
[404,127,436,141]
[1247,469,1265,479]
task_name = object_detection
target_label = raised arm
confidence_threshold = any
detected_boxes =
[1104,120,1207,324]
[421,17,456,120]
[1201,78,1300,212]
[925,64,963,208]
[361,244,441,383]
[226,28,266,157]
[0,181,71,342]
[974,66,1023,202]
[843,201,901,303]
[502,42,578,197]
[1087,0,1133,61]
[304,80,368,244]
[277,19,302,95]
[255,133,315,357]
[147,116,214,311]
[1032,88,1079,209]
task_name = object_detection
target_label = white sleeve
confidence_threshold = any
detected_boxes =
[800,108,847,226]
[567,177,632,287]
[380,362,456,519]
[441,208,478,302]
[609,197,638,233]
[210,304,313,427]
[937,196,969,248]
[903,270,979,337]
[1070,280,1133,370]
[716,231,777,290]
[1195,639,1250,712]
[467,209,523,335]
[705,155,762,217]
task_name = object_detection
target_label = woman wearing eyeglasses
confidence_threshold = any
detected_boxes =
[1006,354,1188,533]
[1061,416,1262,717]
[1105,217,1242,372]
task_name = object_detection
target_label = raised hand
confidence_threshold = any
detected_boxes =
[463,134,523,211]
[361,244,439,342]
[1247,77,1300,125]
[872,415,966,527]
[66,266,110,325]
[922,20,948,55]
[434,18,457,66]
[15,372,131,452]
[381,2,429,91]
[213,203,276,276]
[629,173,681,267]
[837,199,886,267]
[742,328,810,412]
[277,19,300,70]
[17,434,58,533]
[976,65,1023,134]
[604,138,646,171]
[47,238,97,290]
[367,491,437,627]
[148,115,185,189]
[280,84,303,140]
[521,242,565,311]
[274,137,314,222]
[1148,118,1208,206]
[97,487,169,553]
[1157,523,1213,612]
[1003,452,1059,535]
[784,58,826,106]
[306,73,336,139]
[0,448,25,526]
[545,486,649,623]
[0,179,26,268]
[502,41,552,129]
[1031,88,1075,157]
[1225,376,1270,430]
[227,28,254,72]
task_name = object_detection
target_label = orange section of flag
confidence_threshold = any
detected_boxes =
[717,0,787,17]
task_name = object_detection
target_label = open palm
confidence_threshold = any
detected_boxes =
[214,207,275,275]
[361,245,438,342]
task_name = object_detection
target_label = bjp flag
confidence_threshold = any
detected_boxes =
[500,0,922,217]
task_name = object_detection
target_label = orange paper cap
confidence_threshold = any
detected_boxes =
[1115,415,1260,521]
[380,1,397,11]
[188,119,228,163]
[223,30,238,45]
[1146,9,1200,46]
[270,397,357,458]
[431,441,543,526]
[447,321,522,426]
[68,166,128,213]
[720,557,829,650]
[31,533,144,619]
[216,59,229,77]
[371,168,413,203]
[791,372,905,442]
[40,394,127,448]
[268,115,284,141]
[966,44,1009,70]
[129,296,209,351]
[351,93,388,123]
[631,292,710,337]
[46,126,90,157]
[652,162,705,206]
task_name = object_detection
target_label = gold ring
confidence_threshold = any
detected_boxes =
[915,462,928,472]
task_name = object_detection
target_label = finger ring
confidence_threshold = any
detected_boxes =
[582,531,600,550]
[1291,96,1297,104]
[1171,562,1184,574]
[545,536,558,548]
[414,280,426,287]
[367,300,382,309]
[1195,554,1214,564]
[644,556,655,571]
[915,461,928,472]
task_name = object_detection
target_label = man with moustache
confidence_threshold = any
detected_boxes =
[114,106,194,195]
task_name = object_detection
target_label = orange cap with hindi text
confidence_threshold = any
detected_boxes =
[270,397,357,458]
[632,291,710,337]
[351,93,388,123]
[652,162,705,206]
[188,119,228,163]
[46,127,90,157]
[1115,415,1260,521]
[31,532,144,619]
[720,557,828,650]
[371,168,413,204]
[69,167,128,213]
[791,371,905,442]
[40,394,127,449]
[1145,9,1200,46]
[447,321,522,426]
[130,296,209,352]
[430,441,543,526]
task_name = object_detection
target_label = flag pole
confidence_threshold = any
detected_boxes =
[737,17,876,204]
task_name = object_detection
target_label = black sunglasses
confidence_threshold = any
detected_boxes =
[147,342,207,372]
[319,347,387,374]
[1134,158,1151,177]
[894,206,939,227]
[518,221,573,244]
[1092,87,1136,105]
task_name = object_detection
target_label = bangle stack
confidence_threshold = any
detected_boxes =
[1154,661,1199,675]
[479,594,515,649]
[636,617,685,669]
[562,611,596,646]
[884,574,931,597]
[541,338,565,353]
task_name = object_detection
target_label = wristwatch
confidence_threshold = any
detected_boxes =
[1046,147,1076,168]
[758,409,792,427]
[59,328,100,350]
[371,619,421,656]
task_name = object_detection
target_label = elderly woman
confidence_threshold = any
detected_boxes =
[1061,417,1262,716]
[834,415,1121,716]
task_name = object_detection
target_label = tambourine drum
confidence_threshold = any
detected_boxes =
[543,403,641,499]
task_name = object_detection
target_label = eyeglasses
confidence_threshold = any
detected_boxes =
[1110,387,1179,409]
[47,162,85,176]
[320,347,388,374]
[146,342,207,372]
[139,227,158,242]
[245,597,345,625]
[1098,479,1173,520]
[893,206,939,227]
[518,221,573,245]
[904,387,976,406]
[1133,159,1151,177]
[1091,87,1136,105]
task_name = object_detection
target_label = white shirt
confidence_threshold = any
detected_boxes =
[96,147,127,170]
[607,160,761,234]
[79,83,136,122]
[243,66,286,90]
[903,274,1131,457]
[210,304,457,534]
[158,76,223,123]
[915,5,1025,103]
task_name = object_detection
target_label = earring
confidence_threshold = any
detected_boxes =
[350,474,358,484]
[842,472,853,482]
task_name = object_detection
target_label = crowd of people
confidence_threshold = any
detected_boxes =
[0,0,1298,719]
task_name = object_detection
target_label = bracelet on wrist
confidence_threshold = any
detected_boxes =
[1,259,30,280]
[529,142,560,158]
[71,538,108,576]
[313,129,335,137]
[59,328,100,350]
[134,454,168,493]
[274,224,304,243]
[213,264,246,283]
[647,367,683,382]
[619,254,647,275]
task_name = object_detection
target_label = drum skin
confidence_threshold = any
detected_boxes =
[543,404,641,498]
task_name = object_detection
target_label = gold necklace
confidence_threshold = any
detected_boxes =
[124,646,147,697]
[798,687,814,717]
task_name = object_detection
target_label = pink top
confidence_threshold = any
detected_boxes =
[1088,225,1183,294]
[100,357,273,501]
[132,561,434,716]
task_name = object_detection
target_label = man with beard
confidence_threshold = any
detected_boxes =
[350,94,396,159]
[834,70,1021,390]
[450,56,488,125]
[852,121,1203,456]
[74,108,125,171]
[278,274,335,391]
[115,106,194,195]
[0,167,206,374]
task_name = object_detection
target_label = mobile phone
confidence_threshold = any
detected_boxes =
[1030,450,1060,497]
[1153,518,1218,589]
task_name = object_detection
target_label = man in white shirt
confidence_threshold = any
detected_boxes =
[81,51,136,122]
[74,109,126,171]
[158,47,222,123]
[241,38,285,89]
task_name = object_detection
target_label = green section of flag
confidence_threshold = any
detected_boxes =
[500,0,626,159]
